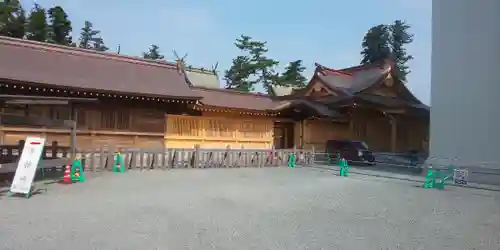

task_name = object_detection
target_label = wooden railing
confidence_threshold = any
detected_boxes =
[76,146,314,171]
[9,146,312,172]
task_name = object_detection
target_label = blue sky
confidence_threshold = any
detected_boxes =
[22,0,432,104]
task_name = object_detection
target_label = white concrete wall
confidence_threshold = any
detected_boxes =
[429,0,500,173]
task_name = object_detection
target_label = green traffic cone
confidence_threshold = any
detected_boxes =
[423,169,434,188]
[71,157,85,182]
[288,153,296,168]
[113,153,125,173]
[339,158,346,176]
[343,159,349,177]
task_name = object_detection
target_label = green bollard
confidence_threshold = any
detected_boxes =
[339,158,348,177]
[434,170,446,190]
[113,152,125,173]
[288,153,296,168]
[343,159,349,177]
[423,169,435,188]
[71,157,85,182]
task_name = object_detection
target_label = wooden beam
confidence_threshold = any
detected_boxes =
[6,100,69,105]
[0,94,99,103]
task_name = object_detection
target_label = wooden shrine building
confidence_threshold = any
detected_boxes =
[0,36,429,152]
[269,61,430,152]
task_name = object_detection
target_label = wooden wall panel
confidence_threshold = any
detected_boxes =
[303,120,349,151]
[165,114,274,149]
[131,109,164,133]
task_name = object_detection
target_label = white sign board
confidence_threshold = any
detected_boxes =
[10,137,46,194]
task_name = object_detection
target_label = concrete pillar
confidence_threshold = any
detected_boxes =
[429,0,500,184]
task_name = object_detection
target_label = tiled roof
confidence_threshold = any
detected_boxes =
[271,99,343,118]
[185,68,221,89]
[315,62,392,95]
[0,36,200,99]
[192,87,277,111]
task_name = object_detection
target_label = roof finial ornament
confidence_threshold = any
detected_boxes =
[211,62,219,76]
[173,49,188,74]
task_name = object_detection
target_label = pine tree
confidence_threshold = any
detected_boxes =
[389,20,414,82]
[224,56,254,91]
[92,37,108,52]
[78,21,108,51]
[0,0,25,38]
[142,44,164,60]
[225,35,279,92]
[9,5,25,38]
[78,21,97,49]
[0,0,16,36]
[279,60,307,88]
[26,4,48,42]
[47,6,72,45]
[360,24,391,64]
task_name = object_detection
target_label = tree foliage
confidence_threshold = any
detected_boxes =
[360,24,391,64]
[389,20,414,81]
[78,21,108,51]
[2,2,112,51]
[143,44,164,60]
[279,60,307,88]
[224,35,279,92]
[360,21,414,82]
[0,0,26,38]
[26,4,48,42]
[47,6,72,45]
[224,55,254,92]
[0,0,18,35]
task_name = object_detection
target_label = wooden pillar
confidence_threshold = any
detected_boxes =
[300,120,305,148]
[0,107,3,144]
[349,115,355,139]
[70,108,78,158]
[163,114,168,148]
[0,125,4,145]
[388,115,397,152]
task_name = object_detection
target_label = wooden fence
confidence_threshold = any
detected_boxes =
[1,142,315,173]
[78,146,314,171]
[0,140,71,164]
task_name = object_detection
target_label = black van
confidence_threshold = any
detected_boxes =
[325,140,375,165]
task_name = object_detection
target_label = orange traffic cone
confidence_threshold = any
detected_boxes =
[62,162,72,184]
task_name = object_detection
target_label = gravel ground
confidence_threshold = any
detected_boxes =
[1,167,500,250]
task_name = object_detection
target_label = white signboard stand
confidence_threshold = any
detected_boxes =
[9,137,46,198]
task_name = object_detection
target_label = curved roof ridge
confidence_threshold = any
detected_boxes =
[314,63,352,77]
[0,36,179,70]
[192,86,271,98]
[186,67,218,76]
